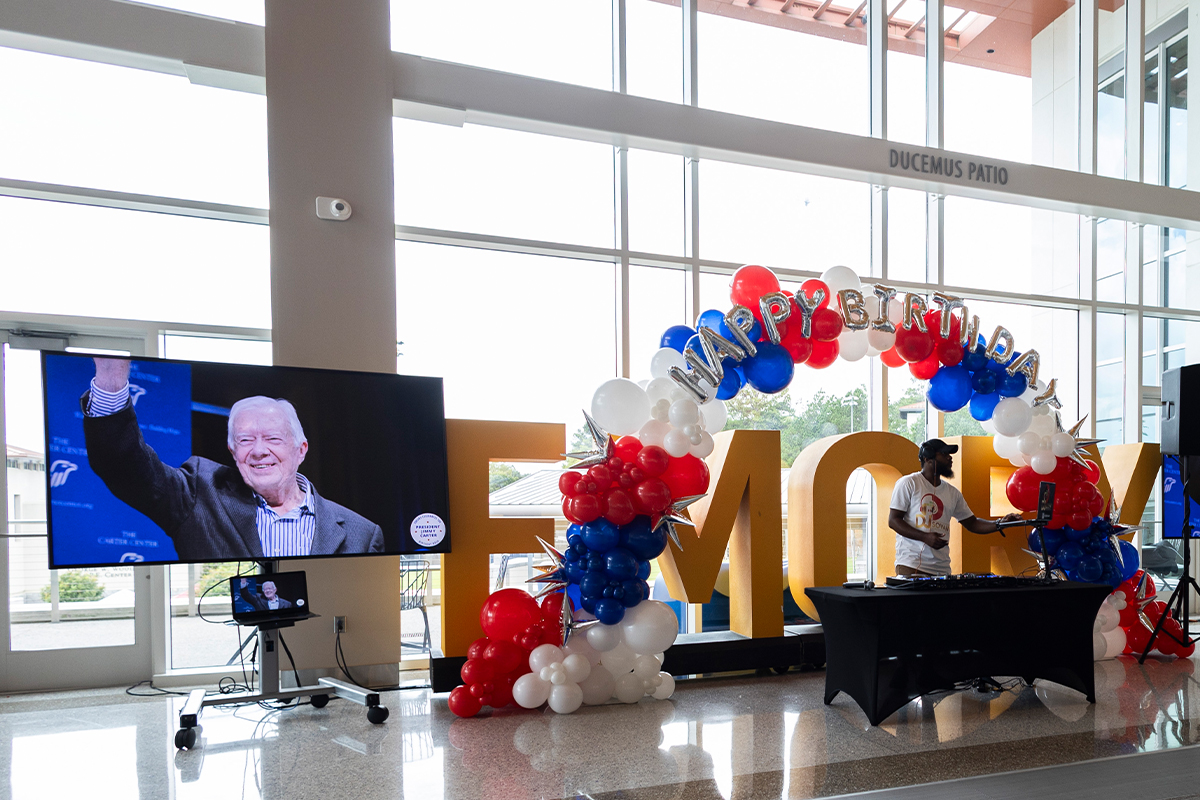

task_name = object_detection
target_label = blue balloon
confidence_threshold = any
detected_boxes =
[1063,524,1090,542]
[1100,563,1122,587]
[566,524,583,543]
[715,366,744,401]
[696,309,726,332]
[581,519,620,553]
[742,341,794,394]
[621,517,668,561]
[580,594,597,614]
[620,579,646,608]
[986,351,1017,374]
[963,346,990,372]
[636,560,651,581]
[1074,554,1103,582]
[718,316,762,344]
[998,369,1028,397]
[1118,539,1140,581]
[580,571,607,598]
[1054,542,1085,571]
[1029,527,1065,554]
[970,369,998,394]
[969,390,1001,421]
[660,325,696,353]
[565,582,582,607]
[927,365,973,412]
[604,547,639,580]
[565,562,586,583]
[594,597,625,625]
[685,334,739,375]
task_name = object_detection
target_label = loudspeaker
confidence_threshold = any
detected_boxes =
[1161,365,1200,455]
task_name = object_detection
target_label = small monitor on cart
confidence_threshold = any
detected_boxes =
[230,571,318,628]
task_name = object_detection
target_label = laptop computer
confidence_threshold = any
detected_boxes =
[229,571,319,629]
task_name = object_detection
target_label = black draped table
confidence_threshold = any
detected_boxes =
[805,582,1112,725]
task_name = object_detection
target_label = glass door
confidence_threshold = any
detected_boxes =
[0,331,154,691]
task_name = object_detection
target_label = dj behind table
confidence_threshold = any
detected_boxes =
[806,576,1112,726]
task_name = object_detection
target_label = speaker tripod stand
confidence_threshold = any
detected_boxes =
[1138,456,1198,663]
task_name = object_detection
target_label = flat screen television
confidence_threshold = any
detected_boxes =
[43,352,451,568]
[1161,455,1200,539]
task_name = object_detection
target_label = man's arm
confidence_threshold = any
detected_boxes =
[960,513,1023,535]
[888,508,948,550]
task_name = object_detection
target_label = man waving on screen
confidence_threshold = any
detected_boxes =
[82,358,384,561]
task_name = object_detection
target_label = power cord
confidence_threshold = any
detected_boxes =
[335,629,367,689]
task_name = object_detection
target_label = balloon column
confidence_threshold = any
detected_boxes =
[1112,571,1195,658]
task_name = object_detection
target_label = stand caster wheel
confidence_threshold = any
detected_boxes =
[175,727,197,750]
[772,665,791,675]
[367,706,389,724]
[310,694,330,709]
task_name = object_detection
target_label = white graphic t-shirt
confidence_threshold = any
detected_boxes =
[891,472,974,575]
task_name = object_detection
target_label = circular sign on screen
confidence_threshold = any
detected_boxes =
[411,513,447,547]
[296,598,305,607]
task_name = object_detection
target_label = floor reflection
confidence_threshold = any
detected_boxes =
[3,656,1200,800]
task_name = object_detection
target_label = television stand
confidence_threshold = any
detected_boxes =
[174,623,389,750]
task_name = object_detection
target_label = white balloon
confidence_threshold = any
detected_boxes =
[1009,455,1027,468]
[1030,449,1057,475]
[1051,432,1076,458]
[690,431,715,459]
[662,428,691,458]
[866,326,896,352]
[637,379,649,389]
[530,644,565,672]
[1020,379,1047,404]
[887,297,903,325]
[614,671,645,704]
[512,673,551,709]
[668,399,701,427]
[992,397,1033,437]
[866,344,882,358]
[646,377,677,405]
[548,683,584,714]
[1017,431,1040,455]
[563,632,602,666]
[1092,632,1107,661]
[979,418,997,435]
[579,663,617,705]
[600,641,638,675]
[633,654,661,681]
[1094,603,1120,633]
[586,622,623,652]
[1102,627,1127,659]
[652,672,676,700]
[638,419,670,448]
[700,398,727,432]
[820,265,861,295]
[591,379,651,436]
[992,434,1021,459]
[649,348,686,380]
[1028,413,1056,436]
[562,653,592,684]
[621,600,680,655]
[838,329,869,362]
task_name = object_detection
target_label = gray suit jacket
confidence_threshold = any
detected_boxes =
[82,401,384,561]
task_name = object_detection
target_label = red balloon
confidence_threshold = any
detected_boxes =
[807,338,840,369]
[1126,623,1152,654]
[466,637,490,661]
[1005,466,1041,512]
[562,497,584,525]
[783,335,813,364]
[810,308,843,342]
[479,588,542,642]
[661,454,710,498]
[1082,459,1101,485]
[614,435,643,463]
[1068,510,1091,531]
[908,352,941,380]
[1177,640,1196,658]
[587,464,613,487]
[924,309,962,343]
[602,487,637,525]
[568,493,602,523]
[1088,493,1106,518]
[448,685,483,718]
[894,325,934,363]
[636,445,670,477]
[489,676,515,708]
[879,347,906,368]
[633,477,672,514]
[482,640,523,674]
[559,471,583,497]
[935,338,963,366]
[730,264,781,309]
[799,279,832,310]
[460,657,494,686]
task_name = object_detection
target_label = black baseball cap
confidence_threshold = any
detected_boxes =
[919,439,959,462]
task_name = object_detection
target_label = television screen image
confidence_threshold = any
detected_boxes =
[43,352,451,568]
[1161,455,1200,539]
[230,572,312,625]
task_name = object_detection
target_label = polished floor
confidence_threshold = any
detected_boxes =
[2,656,1199,800]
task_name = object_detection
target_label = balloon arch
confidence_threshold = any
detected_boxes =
[448,263,1187,719]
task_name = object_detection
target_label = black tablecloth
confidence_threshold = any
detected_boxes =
[806,582,1112,725]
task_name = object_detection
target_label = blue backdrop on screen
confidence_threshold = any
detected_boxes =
[45,356,192,566]
[1161,456,1200,539]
